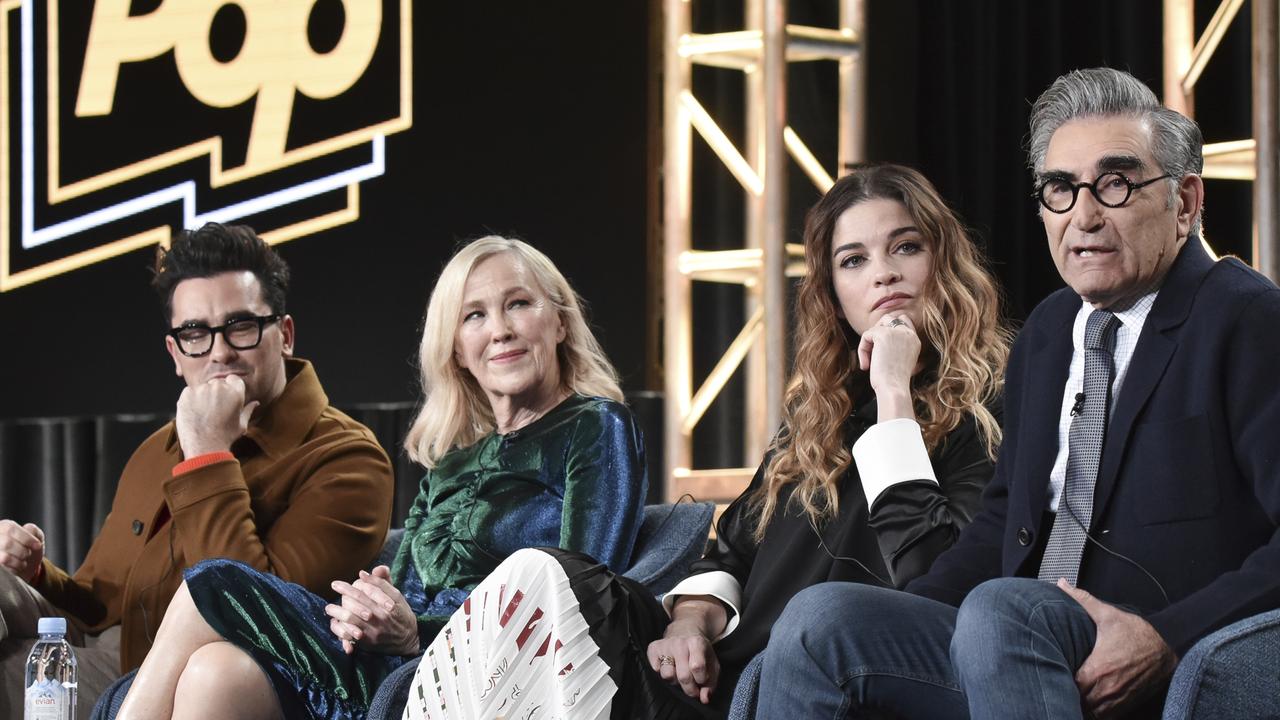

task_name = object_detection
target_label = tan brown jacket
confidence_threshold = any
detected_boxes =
[35,359,394,671]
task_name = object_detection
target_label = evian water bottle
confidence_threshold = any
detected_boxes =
[24,617,77,720]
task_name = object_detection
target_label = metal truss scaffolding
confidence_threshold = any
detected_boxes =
[1164,0,1279,279]
[662,0,865,503]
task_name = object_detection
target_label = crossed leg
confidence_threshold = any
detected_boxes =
[115,582,282,720]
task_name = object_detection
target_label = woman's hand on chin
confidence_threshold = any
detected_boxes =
[858,313,922,421]
[325,565,420,656]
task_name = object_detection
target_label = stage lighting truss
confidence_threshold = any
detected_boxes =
[1164,0,1279,279]
[662,0,865,504]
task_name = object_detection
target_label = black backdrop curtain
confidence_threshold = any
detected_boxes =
[0,415,160,572]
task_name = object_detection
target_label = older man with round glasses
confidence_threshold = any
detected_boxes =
[1036,171,1174,214]
[0,222,394,718]
[755,67,1280,720]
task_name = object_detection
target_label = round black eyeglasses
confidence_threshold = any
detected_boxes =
[1036,172,1174,214]
[168,314,281,357]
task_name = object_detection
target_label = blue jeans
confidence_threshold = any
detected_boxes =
[756,579,1097,719]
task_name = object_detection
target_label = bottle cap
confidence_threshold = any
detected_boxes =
[37,617,67,635]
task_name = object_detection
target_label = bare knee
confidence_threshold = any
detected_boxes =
[173,642,281,720]
[165,582,196,621]
[176,641,256,688]
[149,581,226,652]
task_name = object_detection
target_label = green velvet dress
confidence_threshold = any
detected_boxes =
[184,394,647,720]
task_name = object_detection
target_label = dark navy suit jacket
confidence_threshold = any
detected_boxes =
[909,238,1280,655]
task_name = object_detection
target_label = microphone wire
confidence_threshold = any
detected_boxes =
[1057,463,1171,607]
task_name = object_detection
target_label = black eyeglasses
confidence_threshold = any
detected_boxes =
[1036,172,1174,214]
[168,314,280,357]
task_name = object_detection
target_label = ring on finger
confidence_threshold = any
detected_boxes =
[888,318,907,328]
[658,654,675,667]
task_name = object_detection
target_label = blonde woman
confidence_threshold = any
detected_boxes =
[112,237,648,720]
[401,163,1011,719]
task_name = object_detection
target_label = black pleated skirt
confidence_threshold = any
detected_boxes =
[402,548,720,720]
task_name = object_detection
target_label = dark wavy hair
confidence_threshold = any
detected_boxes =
[152,222,290,322]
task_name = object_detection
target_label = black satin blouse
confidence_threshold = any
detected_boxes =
[688,400,999,692]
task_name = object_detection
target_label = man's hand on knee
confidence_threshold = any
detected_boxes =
[1058,580,1177,718]
[0,520,45,583]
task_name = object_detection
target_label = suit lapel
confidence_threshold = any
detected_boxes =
[1092,238,1214,523]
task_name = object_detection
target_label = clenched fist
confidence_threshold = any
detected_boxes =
[0,520,45,583]
[175,374,260,457]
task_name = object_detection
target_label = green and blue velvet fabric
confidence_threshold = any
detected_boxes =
[184,394,647,720]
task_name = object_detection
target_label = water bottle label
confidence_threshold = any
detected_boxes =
[25,678,69,720]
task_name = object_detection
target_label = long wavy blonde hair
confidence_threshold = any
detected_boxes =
[404,236,624,467]
[749,163,1011,539]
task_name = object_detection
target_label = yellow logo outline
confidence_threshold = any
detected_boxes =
[1,0,412,291]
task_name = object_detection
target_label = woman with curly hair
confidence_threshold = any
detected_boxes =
[399,162,1011,719]
[645,161,1011,715]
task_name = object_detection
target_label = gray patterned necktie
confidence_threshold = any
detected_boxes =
[1038,309,1120,586]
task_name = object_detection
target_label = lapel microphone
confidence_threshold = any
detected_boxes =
[1069,392,1085,417]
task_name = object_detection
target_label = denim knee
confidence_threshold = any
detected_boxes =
[956,578,1061,623]
[952,578,1092,674]
[771,582,869,653]
[955,580,1044,658]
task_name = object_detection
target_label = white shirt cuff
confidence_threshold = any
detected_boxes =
[661,571,741,642]
[852,418,938,510]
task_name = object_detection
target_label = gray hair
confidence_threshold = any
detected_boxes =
[1027,68,1204,235]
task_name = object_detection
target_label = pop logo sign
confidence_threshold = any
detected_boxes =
[0,0,412,290]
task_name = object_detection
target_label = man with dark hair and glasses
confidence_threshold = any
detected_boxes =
[155,222,297,446]
[0,222,394,714]
[757,68,1280,719]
